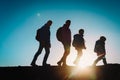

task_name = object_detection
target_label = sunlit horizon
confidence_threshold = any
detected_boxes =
[0,0,120,66]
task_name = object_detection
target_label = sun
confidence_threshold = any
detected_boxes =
[67,48,96,69]
[37,13,40,17]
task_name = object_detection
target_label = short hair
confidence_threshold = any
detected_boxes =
[100,36,106,41]
[47,20,52,23]
[65,20,71,24]
[79,29,84,34]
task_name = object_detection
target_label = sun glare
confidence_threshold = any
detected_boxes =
[67,48,96,69]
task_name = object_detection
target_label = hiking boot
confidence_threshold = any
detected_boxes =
[73,60,79,65]
[31,63,38,67]
[62,63,68,67]
[57,61,62,66]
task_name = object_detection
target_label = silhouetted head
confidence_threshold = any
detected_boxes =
[79,29,84,35]
[46,20,52,27]
[65,20,71,24]
[100,36,106,41]
[65,20,71,28]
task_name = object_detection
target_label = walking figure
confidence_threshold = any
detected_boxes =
[56,20,71,66]
[93,36,107,66]
[31,20,52,66]
[72,29,86,65]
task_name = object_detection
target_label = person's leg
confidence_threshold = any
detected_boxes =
[43,46,50,66]
[62,48,70,66]
[31,44,43,66]
[74,49,82,65]
[103,56,107,65]
[57,43,65,66]
[57,43,70,66]
[93,54,104,66]
[62,43,71,66]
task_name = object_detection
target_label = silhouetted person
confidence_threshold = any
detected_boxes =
[72,29,86,65]
[93,36,107,66]
[56,20,71,66]
[31,20,52,66]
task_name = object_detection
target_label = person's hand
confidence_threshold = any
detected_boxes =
[84,46,86,49]
[47,43,51,48]
[49,43,51,48]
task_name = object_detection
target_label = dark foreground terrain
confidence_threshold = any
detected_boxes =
[0,64,120,80]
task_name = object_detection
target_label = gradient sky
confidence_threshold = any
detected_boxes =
[0,0,120,66]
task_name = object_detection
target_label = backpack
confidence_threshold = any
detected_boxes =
[72,34,85,48]
[94,40,102,53]
[72,38,76,47]
[56,27,62,41]
[35,28,41,41]
[72,35,78,47]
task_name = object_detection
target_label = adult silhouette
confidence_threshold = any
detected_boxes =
[72,29,86,65]
[93,36,107,66]
[31,20,52,66]
[56,20,71,66]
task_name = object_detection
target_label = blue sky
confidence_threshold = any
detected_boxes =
[0,0,120,66]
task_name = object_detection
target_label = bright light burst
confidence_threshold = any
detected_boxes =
[67,47,96,69]
[67,63,96,80]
